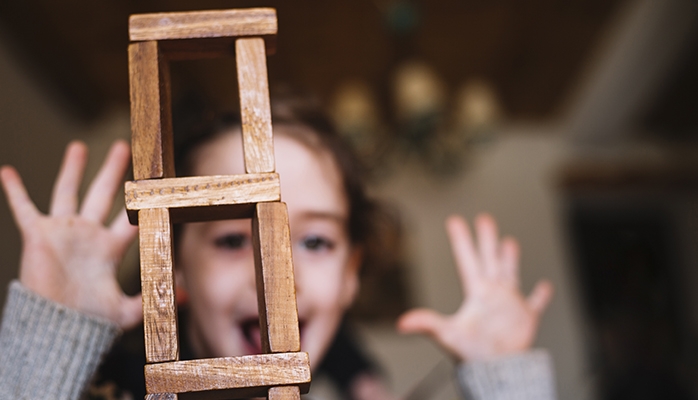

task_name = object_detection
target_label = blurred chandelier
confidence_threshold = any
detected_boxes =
[328,0,503,176]
[330,62,503,176]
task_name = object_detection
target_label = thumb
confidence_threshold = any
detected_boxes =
[527,280,554,315]
[118,293,144,330]
[396,308,447,338]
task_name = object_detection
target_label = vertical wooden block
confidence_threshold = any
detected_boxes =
[139,208,179,363]
[268,385,301,400]
[129,41,175,180]
[252,202,301,353]
[236,38,274,174]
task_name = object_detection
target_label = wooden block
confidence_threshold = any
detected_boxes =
[268,386,301,400]
[236,38,274,174]
[130,8,277,42]
[125,173,281,224]
[252,203,301,353]
[144,352,311,395]
[129,41,174,180]
[139,208,179,363]
[145,394,177,400]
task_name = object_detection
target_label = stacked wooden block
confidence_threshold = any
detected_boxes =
[124,8,311,400]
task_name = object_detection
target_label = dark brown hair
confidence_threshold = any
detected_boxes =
[174,95,377,248]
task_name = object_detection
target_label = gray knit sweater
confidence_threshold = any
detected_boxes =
[457,350,557,400]
[0,281,557,400]
[0,281,119,399]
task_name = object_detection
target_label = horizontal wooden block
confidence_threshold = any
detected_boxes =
[125,173,280,224]
[252,203,300,353]
[139,209,179,363]
[145,352,311,395]
[130,8,277,42]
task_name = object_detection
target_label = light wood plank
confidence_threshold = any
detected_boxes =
[252,203,301,353]
[268,386,301,400]
[130,8,277,42]
[236,38,274,173]
[125,173,280,224]
[139,208,179,363]
[129,41,174,180]
[144,352,311,395]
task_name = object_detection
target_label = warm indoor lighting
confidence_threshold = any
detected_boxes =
[331,67,502,176]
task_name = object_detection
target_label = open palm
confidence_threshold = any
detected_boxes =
[0,141,142,329]
[397,214,553,361]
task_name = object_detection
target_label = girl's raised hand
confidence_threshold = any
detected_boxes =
[397,214,553,362]
[0,140,142,330]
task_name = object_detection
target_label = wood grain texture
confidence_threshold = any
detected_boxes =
[144,352,311,395]
[145,394,178,400]
[130,8,277,42]
[129,41,174,180]
[236,38,274,174]
[268,385,301,400]
[252,202,301,353]
[125,173,280,224]
[139,208,179,363]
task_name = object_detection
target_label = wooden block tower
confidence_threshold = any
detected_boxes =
[124,8,311,400]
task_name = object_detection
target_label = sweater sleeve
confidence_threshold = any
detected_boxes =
[456,349,557,400]
[0,280,120,400]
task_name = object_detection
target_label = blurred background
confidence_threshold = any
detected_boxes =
[2,1,698,399]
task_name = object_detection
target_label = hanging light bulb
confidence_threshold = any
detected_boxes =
[393,60,445,122]
[453,78,502,142]
[392,60,446,151]
[330,79,388,168]
[331,79,380,136]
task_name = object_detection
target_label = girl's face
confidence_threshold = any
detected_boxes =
[176,129,360,369]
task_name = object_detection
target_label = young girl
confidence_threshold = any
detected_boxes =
[0,100,555,399]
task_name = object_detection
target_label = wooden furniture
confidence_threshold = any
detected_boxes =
[125,8,311,400]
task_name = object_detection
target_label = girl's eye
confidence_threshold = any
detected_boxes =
[301,235,335,252]
[214,234,248,250]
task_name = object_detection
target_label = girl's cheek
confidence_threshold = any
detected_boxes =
[195,266,242,309]
[304,268,345,309]
[206,286,241,316]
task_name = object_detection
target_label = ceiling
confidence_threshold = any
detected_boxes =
[0,0,627,123]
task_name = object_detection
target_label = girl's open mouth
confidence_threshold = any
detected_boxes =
[240,318,262,354]
[240,318,306,354]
